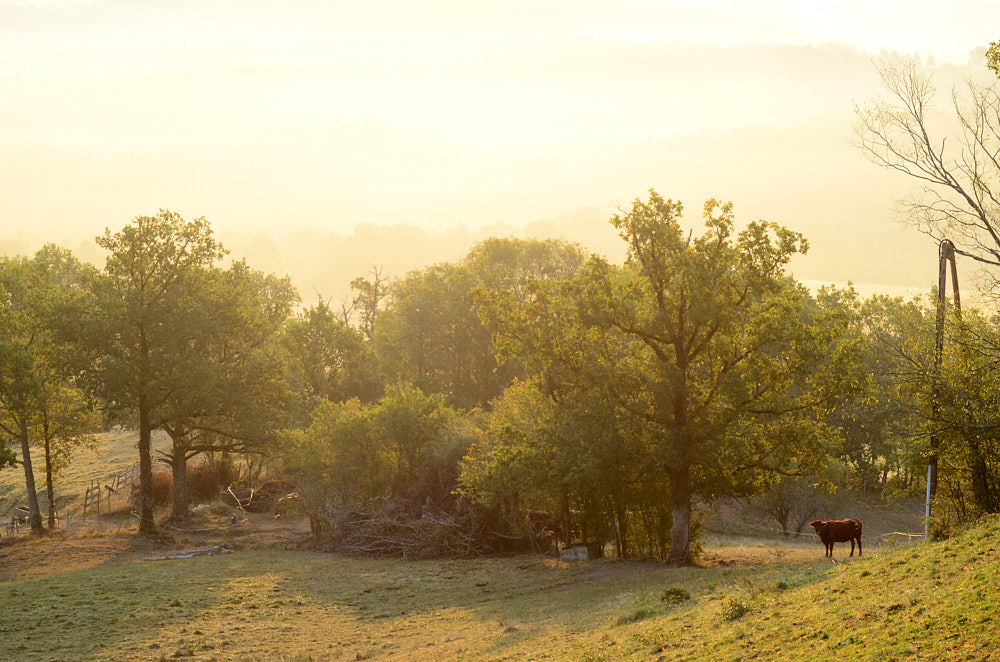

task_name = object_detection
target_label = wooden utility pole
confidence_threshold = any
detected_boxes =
[926,239,961,539]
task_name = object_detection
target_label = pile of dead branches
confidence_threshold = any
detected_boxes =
[310,498,536,559]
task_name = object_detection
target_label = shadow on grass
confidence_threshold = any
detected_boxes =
[0,538,842,661]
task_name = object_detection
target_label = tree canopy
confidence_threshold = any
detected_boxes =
[471,191,850,564]
[90,210,227,533]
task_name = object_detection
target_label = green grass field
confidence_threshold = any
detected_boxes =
[1,515,997,661]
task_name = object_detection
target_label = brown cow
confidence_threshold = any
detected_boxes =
[809,518,863,558]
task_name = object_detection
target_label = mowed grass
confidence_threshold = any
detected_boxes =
[2,518,999,662]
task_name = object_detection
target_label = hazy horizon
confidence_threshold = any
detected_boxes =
[3,0,999,300]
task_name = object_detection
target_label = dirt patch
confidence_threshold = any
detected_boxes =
[0,511,312,583]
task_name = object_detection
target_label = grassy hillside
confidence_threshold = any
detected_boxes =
[0,430,169,516]
[0,517,997,661]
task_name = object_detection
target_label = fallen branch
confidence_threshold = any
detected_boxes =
[144,542,235,561]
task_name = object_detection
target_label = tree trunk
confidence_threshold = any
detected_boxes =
[44,436,57,529]
[137,395,157,534]
[169,435,190,519]
[18,418,44,534]
[666,466,692,566]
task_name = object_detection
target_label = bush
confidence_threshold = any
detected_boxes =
[721,595,752,621]
[151,469,172,507]
[660,587,691,605]
[928,516,953,541]
[148,460,235,508]
[616,594,659,625]
[187,461,232,504]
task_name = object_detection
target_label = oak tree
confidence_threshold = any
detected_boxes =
[476,192,846,564]
[91,211,226,533]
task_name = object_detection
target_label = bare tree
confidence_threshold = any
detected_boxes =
[854,59,1000,294]
[350,266,391,342]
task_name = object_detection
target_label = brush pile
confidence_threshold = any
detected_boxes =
[308,497,542,559]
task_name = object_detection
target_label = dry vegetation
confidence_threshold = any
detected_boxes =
[2,507,997,661]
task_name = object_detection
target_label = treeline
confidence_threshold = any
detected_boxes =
[1,194,996,564]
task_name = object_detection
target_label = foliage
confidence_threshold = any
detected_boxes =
[154,259,298,516]
[930,308,1000,518]
[376,262,500,409]
[0,444,14,470]
[282,397,387,529]
[0,245,99,531]
[90,210,227,533]
[282,300,381,413]
[281,382,479,541]
[720,594,753,621]
[472,191,848,564]
[460,379,663,557]
[815,287,932,496]
[988,40,1000,78]
[376,237,588,409]
[346,266,392,342]
[660,587,692,605]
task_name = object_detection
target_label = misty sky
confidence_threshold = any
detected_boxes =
[3,0,1000,297]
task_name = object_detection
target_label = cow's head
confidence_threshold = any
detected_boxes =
[809,520,827,533]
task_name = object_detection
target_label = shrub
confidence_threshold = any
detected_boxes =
[151,469,172,507]
[148,460,234,508]
[721,595,752,621]
[660,587,691,605]
[187,461,231,504]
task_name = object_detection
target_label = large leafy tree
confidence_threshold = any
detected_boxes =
[0,264,45,532]
[29,246,100,528]
[596,193,849,564]
[376,263,492,409]
[90,210,226,534]
[155,260,298,518]
[376,237,586,410]
[479,191,847,564]
[0,246,98,533]
[282,300,381,416]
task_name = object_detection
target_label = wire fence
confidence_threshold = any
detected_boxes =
[4,462,142,538]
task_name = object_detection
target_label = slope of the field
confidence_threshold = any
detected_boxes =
[0,430,169,517]
[0,515,996,661]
